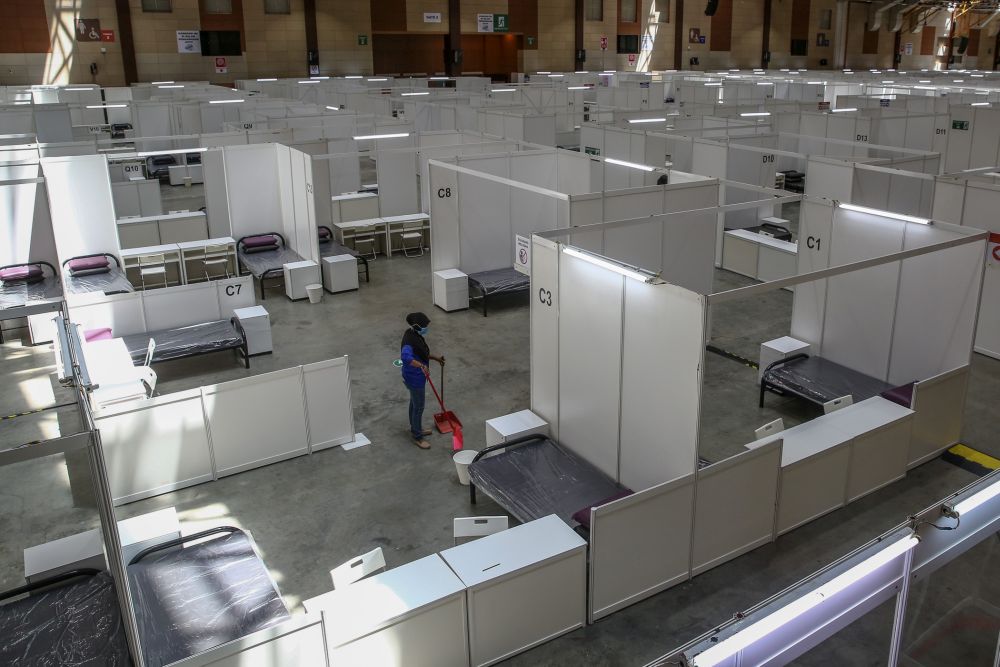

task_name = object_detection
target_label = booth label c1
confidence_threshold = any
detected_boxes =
[437,187,452,198]
[806,236,822,251]
[538,288,552,306]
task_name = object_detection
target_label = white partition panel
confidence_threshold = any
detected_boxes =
[691,440,781,576]
[457,170,510,274]
[530,238,560,438]
[96,389,214,505]
[889,235,983,385]
[224,144,283,238]
[142,282,222,331]
[588,475,696,622]
[908,366,969,468]
[202,147,233,239]
[377,150,419,216]
[790,200,834,348]
[0,177,56,267]
[67,292,145,337]
[203,367,310,477]
[620,281,703,489]
[821,208,904,379]
[558,251,623,479]
[429,163,460,271]
[169,616,329,667]
[804,157,854,202]
[303,357,355,452]
[41,154,121,263]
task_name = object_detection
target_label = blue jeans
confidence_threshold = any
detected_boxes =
[406,384,426,440]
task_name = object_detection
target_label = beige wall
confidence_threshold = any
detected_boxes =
[530,0,575,71]
[317,0,373,75]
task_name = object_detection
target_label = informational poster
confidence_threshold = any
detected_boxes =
[514,235,531,275]
[600,36,608,50]
[177,30,201,54]
[904,42,913,55]
[100,30,115,42]
[478,14,494,33]
[424,12,441,23]
[215,56,227,74]
[76,19,101,42]
[989,232,1000,266]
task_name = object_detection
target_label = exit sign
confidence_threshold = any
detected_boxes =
[357,34,368,46]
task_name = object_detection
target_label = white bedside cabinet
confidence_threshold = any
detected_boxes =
[759,336,811,385]
[24,530,105,584]
[233,305,273,356]
[283,260,321,301]
[485,410,549,448]
[434,269,469,312]
[322,254,360,293]
[117,507,181,564]
[440,514,587,666]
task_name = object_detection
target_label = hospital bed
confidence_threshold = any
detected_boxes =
[467,267,530,317]
[237,233,303,300]
[128,526,290,667]
[62,253,135,296]
[0,569,132,665]
[121,318,250,369]
[469,434,632,527]
[759,353,894,408]
[319,225,369,283]
[0,261,62,311]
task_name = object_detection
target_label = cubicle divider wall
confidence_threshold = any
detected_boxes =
[0,167,56,268]
[804,156,937,217]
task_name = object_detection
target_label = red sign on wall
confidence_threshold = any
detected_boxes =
[600,36,608,50]
[100,30,115,42]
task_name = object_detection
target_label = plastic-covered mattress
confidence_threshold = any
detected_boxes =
[128,528,289,667]
[320,240,360,259]
[64,268,134,295]
[469,436,627,525]
[468,267,530,296]
[121,320,244,365]
[238,246,302,279]
[762,355,893,406]
[0,275,62,310]
[0,571,132,666]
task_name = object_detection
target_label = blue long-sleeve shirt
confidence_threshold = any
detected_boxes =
[401,344,427,388]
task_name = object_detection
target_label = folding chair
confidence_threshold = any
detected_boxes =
[453,516,508,546]
[353,225,378,261]
[754,418,784,440]
[201,243,231,282]
[823,395,853,414]
[137,253,168,290]
[400,220,425,257]
[330,547,386,589]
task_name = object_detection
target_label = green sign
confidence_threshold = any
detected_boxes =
[357,34,368,46]
[494,14,509,32]
[584,147,601,156]
[526,36,535,47]
[952,120,970,131]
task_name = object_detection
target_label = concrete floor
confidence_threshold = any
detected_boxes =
[0,247,997,665]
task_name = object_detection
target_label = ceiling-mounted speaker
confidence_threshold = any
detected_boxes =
[705,0,719,16]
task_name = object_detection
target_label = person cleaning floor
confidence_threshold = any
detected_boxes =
[400,312,444,449]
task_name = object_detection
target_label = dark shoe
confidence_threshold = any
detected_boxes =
[412,438,431,449]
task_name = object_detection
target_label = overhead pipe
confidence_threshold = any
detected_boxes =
[871,0,907,31]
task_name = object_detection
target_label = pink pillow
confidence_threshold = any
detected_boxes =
[68,256,110,273]
[0,265,43,282]
[242,234,279,248]
[84,328,113,342]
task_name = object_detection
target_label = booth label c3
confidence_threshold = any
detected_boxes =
[538,288,552,306]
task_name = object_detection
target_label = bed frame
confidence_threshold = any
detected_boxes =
[121,317,250,369]
[467,267,530,317]
[61,253,135,296]
[759,353,893,408]
[237,232,300,300]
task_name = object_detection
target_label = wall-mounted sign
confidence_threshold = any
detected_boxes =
[818,101,830,111]
[628,53,636,64]
[358,34,368,46]
[688,28,701,44]
[478,14,509,33]
[76,19,101,42]
[177,30,201,54]
[100,30,115,42]
[215,56,227,74]
[904,42,913,56]
[989,232,1000,265]
[600,36,608,50]
[584,146,601,156]
[527,36,535,47]
[494,14,509,32]
[514,235,530,276]
[423,12,442,23]
[952,120,970,130]
[880,98,890,107]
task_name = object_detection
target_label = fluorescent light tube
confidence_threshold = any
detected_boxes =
[158,85,184,89]
[368,78,388,82]
[491,88,516,93]
[756,82,774,85]
[691,536,919,667]
[948,478,1000,516]
[605,157,655,172]
[352,132,410,140]
[704,83,722,87]
[87,104,127,109]
[401,91,430,96]
[297,80,320,84]
[562,246,654,283]
[740,112,771,117]
[628,117,668,123]
[256,78,277,82]
[838,202,930,224]
[150,81,173,85]
[953,79,964,83]
[344,75,362,79]
[972,102,990,106]
[536,71,551,74]
[429,76,450,80]
[599,72,615,77]
[135,147,208,158]
[311,76,330,79]
[575,71,589,74]
[66,87,95,91]
[831,107,858,113]
[915,85,936,90]
[568,86,590,90]
[548,74,564,78]
[209,99,243,104]
[807,81,825,85]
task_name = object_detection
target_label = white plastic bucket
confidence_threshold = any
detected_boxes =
[306,283,323,304]
[453,449,478,486]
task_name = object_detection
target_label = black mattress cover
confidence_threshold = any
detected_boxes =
[128,530,289,667]
[121,320,243,364]
[64,268,135,296]
[470,438,626,525]
[0,275,63,310]
[763,355,893,405]
[319,240,360,260]
[0,571,132,666]
[238,247,303,279]
[467,267,530,296]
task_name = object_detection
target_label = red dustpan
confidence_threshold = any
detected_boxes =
[424,366,463,450]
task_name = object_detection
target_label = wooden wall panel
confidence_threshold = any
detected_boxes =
[2,0,50,53]
[373,34,445,75]
[371,0,407,32]
[968,28,981,57]
[509,0,539,49]
[710,0,732,52]
[790,0,809,41]
[199,0,246,50]
[862,23,878,54]
[920,25,936,56]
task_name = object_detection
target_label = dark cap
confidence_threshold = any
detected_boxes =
[406,312,430,327]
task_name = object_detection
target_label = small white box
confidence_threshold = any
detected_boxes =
[322,254,360,293]
[485,410,550,448]
[759,336,811,384]
[433,269,469,312]
[117,507,181,565]
[233,305,273,355]
[283,260,321,301]
[24,530,105,583]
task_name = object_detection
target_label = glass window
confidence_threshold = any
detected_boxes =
[141,0,172,12]
[203,0,233,14]
[586,0,604,21]
[621,0,638,23]
[264,0,290,14]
